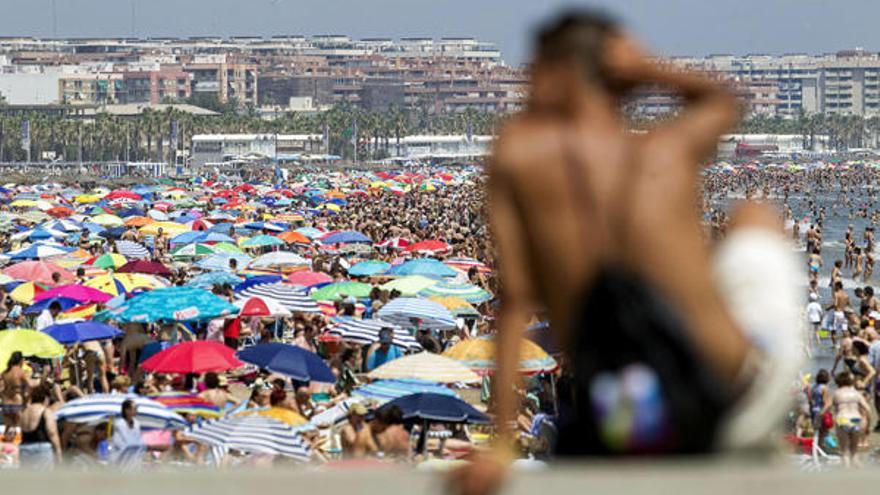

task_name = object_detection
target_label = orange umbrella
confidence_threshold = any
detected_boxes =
[46,206,74,218]
[277,231,311,244]
[125,216,154,227]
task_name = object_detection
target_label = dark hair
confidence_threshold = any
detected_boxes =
[816,369,830,385]
[269,388,287,406]
[204,372,219,389]
[49,301,62,312]
[30,384,50,404]
[835,371,855,387]
[121,399,136,416]
[535,10,619,88]
[6,351,23,369]
[375,405,404,425]
[866,286,875,297]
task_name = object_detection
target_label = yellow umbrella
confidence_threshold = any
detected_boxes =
[10,281,47,304]
[139,221,189,235]
[237,406,307,426]
[58,304,97,321]
[166,190,188,199]
[428,296,479,316]
[74,194,101,204]
[85,273,165,296]
[367,352,480,383]
[0,328,65,372]
[315,203,340,212]
[442,335,558,375]
[10,199,37,208]
[91,214,124,227]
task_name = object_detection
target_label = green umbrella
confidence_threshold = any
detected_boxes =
[310,281,373,301]
[171,243,217,259]
[380,275,438,296]
[212,242,245,254]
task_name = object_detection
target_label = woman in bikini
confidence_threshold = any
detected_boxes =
[1,352,30,430]
[822,371,872,467]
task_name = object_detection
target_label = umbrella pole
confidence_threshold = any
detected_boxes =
[417,419,429,456]
[550,372,558,417]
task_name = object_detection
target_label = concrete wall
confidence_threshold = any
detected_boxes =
[0,72,61,105]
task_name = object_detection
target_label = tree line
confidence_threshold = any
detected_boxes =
[0,102,499,163]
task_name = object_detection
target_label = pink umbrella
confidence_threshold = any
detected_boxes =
[141,341,243,374]
[287,270,333,287]
[34,284,113,304]
[3,261,74,285]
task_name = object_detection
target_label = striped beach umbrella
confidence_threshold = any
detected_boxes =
[352,379,457,404]
[184,416,312,461]
[376,297,457,330]
[249,251,310,269]
[149,392,221,419]
[171,243,216,259]
[115,240,150,259]
[237,282,321,313]
[418,281,492,304]
[56,394,187,429]
[443,335,558,375]
[367,352,480,384]
[328,317,422,351]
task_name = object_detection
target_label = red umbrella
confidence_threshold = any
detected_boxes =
[406,240,450,255]
[46,206,74,218]
[378,237,411,250]
[105,190,143,201]
[140,341,243,374]
[287,270,333,287]
[237,296,291,317]
[116,260,173,276]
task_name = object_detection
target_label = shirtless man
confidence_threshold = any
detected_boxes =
[808,249,823,284]
[197,373,239,409]
[830,281,852,347]
[340,403,377,459]
[854,248,864,280]
[455,12,796,495]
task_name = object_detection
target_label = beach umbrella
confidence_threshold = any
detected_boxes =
[0,328,65,372]
[236,282,321,313]
[294,227,326,239]
[105,190,143,201]
[3,260,74,285]
[86,252,127,270]
[147,209,170,221]
[169,231,207,245]
[196,253,252,272]
[7,242,75,260]
[418,281,492,304]
[24,297,80,315]
[85,273,165,296]
[171,243,216,259]
[46,206,74,218]
[12,227,68,242]
[111,286,239,323]
[367,352,480,383]
[309,281,372,301]
[328,317,422,351]
[149,392,221,419]
[376,393,489,424]
[116,260,173,276]
[443,335,558,375]
[376,297,457,330]
[41,321,122,344]
[321,230,371,244]
[309,399,365,427]
[187,271,243,289]
[115,240,150,259]
[233,275,284,292]
[428,296,479,317]
[277,231,310,244]
[184,416,311,461]
[237,343,335,383]
[235,295,292,317]
[406,240,450,256]
[139,221,189,235]
[237,407,308,427]
[377,237,410,250]
[56,394,187,429]
[10,281,48,304]
[241,234,284,248]
[250,251,310,269]
[286,270,332,287]
[42,219,82,233]
[211,242,245,254]
[387,259,458,279]
[141,340,244,374]
[91,214,124,227]
[34,284,113,304]
[98,226,127,240]
[352,379,456,404]
[244,222,285,233]
[380,275,438,296]
[348,260,391,277]
[123,216,153,227]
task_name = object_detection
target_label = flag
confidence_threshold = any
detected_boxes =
[170,120,179,150]
[351,118,358,146]
[321,123,329,152]
[466,120,474,143]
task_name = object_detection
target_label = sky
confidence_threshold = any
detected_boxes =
[1,0,878,65]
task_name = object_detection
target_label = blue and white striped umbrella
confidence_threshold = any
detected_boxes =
[7,242,75,260]
[329,317,422,351]
[377,297,457,330]
[11,228,68,242]
[42,219,83,232]
[116,240,150,259]
[352,379,457,404]
[187,271,243,289]
[237,282,320,313]
[55,394,187,429]
[185,416,312,461]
